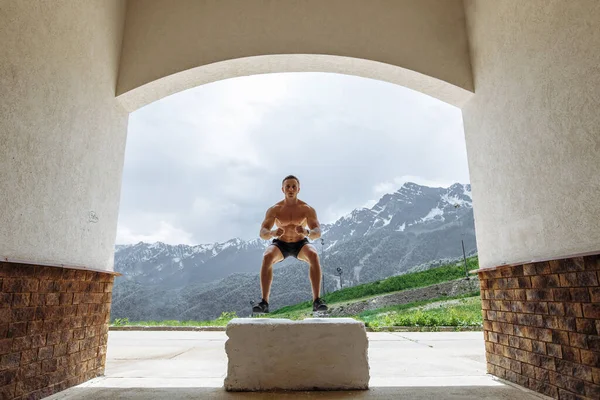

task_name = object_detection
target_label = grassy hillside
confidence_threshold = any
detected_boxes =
[271,256,478,315]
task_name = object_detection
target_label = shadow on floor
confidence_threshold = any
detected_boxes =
[48,385,541,400]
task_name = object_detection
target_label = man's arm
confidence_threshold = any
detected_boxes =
[305,206,321,241]
[259,207,279,240]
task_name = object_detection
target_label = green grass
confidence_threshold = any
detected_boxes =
[358,290,481,318]
[111,312,237,327]
[271,256,478,316]
[361,295,483,330]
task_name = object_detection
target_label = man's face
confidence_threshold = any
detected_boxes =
[282,179,299,199]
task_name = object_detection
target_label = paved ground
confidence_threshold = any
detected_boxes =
[47,331,545,399]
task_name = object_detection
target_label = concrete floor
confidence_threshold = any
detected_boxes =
[47,331,545,399]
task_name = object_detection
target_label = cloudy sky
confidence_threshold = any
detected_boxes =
[116,72,470,245]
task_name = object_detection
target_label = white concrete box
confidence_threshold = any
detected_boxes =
[224,318,370,391]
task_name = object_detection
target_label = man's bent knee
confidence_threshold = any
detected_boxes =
[305,250,320,265]
[263,247,281,265]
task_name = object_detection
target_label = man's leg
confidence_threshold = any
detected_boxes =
[260,245,284,302]
[298,244,322,301]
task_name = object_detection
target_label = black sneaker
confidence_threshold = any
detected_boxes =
[252,299,269,314]
[312,297,328,312]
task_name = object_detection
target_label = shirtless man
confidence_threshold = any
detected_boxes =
[252,175,328,314]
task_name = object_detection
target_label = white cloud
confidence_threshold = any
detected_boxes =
[117,72,471,244]
[116,221,195,245]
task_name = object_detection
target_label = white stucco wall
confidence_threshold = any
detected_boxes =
[462,0,600,268]
[116,0,474,111]
[0,0,128,271]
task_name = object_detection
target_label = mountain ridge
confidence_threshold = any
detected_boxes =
[111,182,477,321]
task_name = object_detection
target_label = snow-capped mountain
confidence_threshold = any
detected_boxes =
[111,182,476,321]
[114,237,266,288]
[320,182,472,244]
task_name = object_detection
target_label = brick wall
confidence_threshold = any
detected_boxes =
[0,262,114,400]
[478,255,600,399]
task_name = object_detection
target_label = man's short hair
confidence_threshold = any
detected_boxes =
[282,175,300,186]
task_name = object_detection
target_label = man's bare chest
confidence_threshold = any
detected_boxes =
[274,206,306,226]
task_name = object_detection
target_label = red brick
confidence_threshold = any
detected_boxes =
[532,261,550,275]
[2,278,39,293]
[11,336,33,352]
[0,338,12,354]
[587,335,600,352]
[510,301,524,313]
[585,383,600,399]
[39,266,64,280]
[533,381,558,398]
[590,287,600,303]
[0,368,17,388]
[7,322,28,338]
[20,349,37,364]
[563,303,583,318]
[54,343,68,357]
[552,330,570,345]
[0,309,10,326]
[18,361,41,379]
[59,292,74,305]
[26,321,44,336]
[521,363,536,378]
[534,327,552,342]
[497,333,509,346]
[558,317,578,332]
[45,293,60,306]
[592,368,600,385]
[581,350,600,367]
[561,346,581,363]
[0,352,21,369]
[38,346,53,360]
[67,341,79,354]
[557,375,587,396]
[0,382,16,399]
[11,307,35,322]
[481,300,491,310]
[553,288,571,302]
[534,366,549,381]
[513,289,527,300]
[41,358,58,373]
[526,289,553,301]
[552,258,585,274]
[12,293,30,307]
[576,318,597,335]
[531,340,546,354]
[38,280,60,293]
[29,293,45,306]
[524,264,537,276]
[583,304,600,319]
[547,343,562,358]
[0,292,12,307]
[15,374,50,396]
[542,315,560,330]
[531,274,560,288]
[570,288,591,302]
[569,332,589,349]
[583,255,600,269]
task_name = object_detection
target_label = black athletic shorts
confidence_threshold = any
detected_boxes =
[271,238,309,259]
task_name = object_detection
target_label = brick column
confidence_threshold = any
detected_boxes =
[0,262,114,399]
[478,255,600,399]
